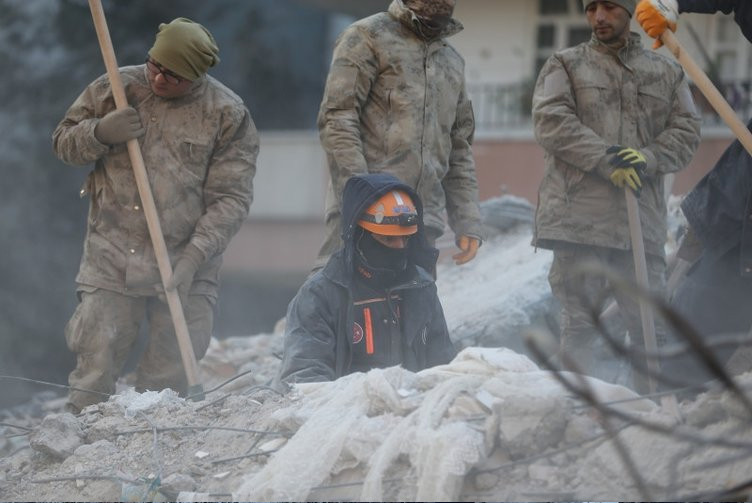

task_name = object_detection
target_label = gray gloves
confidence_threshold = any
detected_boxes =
[166,243,205,302]
[94,107,145,145]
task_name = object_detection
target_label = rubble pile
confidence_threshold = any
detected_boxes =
[3,195,750,501]
[3,344,752,501]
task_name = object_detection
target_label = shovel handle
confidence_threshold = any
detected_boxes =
[87,0,202,393]
[661,30,752,158]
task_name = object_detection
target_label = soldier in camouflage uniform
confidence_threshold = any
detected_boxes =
[315,0,483,271]
[52,18,258,412]
[532,0,700,391]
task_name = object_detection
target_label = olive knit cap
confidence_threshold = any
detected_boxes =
[147,17,219,81]
[582,0,636,16]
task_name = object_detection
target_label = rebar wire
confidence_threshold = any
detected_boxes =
[0,422,32,432]
[571,384,704,410]
[0,432,30,441]
[113,424,289,437]
[196,393,231,411]
[197,383,283,412]
[575,262,752,416]
[137,412,164,482]
[30,473,141,485]
[210,447,280,465]
[243,426,270,455]
[526,329,752,450]
[0,375,109,398]
[185,369,255,401]
[473,423,626,474]
[543,336,652,501]
[527,329,752,500]
[308,475,413,494]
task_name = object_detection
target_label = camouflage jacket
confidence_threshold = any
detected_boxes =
[52,65,259,297]
[532,33,701,256]
[317,0,483,239]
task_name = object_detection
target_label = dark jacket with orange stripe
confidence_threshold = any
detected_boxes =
[275,173,456,385]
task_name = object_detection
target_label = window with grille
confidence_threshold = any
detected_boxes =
[535,0,590,77]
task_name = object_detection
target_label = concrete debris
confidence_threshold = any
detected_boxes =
[28,413,85,460]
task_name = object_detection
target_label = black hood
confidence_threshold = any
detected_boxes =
[341,173,438,274]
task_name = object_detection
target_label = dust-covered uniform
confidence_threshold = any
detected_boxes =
[315,0,482,266]
[52,65,258,409]
[532,33,700,386]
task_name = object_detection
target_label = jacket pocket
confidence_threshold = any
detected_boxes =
[638,86,671,132]
[573,82,611,126]
[178,139,211,182]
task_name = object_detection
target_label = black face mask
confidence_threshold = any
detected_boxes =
[413,14,451,40]
[355,230,409,287]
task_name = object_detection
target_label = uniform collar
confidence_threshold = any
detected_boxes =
[589,31,643,57]
[388,0,464,40]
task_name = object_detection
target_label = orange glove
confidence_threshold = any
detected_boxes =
[452,235,480,265]
[635,0,678,49]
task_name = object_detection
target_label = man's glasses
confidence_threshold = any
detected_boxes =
[145,58,186,85]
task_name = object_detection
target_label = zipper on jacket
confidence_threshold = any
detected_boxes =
[385,279,421,324]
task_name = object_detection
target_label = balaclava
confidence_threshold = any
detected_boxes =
[355,228,409,289]
[148,17,220,81]
[582,0,636,16]
[404,0,456,40]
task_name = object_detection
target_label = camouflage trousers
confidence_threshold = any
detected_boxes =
[64,288,214,412]
[548,243,667,393]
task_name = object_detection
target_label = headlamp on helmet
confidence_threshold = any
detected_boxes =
[358,190,418,236]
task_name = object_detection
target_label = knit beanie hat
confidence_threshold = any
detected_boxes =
[582,0,636,16]
[148,18,219,81]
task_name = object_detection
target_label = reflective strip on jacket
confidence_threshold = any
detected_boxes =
[318,0,482,239]
[532,33,701,257]
[52,65,259,297]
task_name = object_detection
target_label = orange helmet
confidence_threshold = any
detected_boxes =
[358,190,418,236]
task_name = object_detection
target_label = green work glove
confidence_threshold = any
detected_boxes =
[165,243,204,303]
[606,145,646,195]
[94,107,145,145]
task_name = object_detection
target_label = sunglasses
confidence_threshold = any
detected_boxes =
[145,58,186,85]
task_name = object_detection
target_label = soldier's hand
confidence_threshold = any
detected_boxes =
[607,145,646,196]
[452,235,480,265]
[94,107,145,145]
[635,0,678,49]
[165,244,204,302]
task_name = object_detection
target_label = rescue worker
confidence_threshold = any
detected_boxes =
[636,0,752,382]
[532,0,701,392]
[315,0,484,271]
[275,173,457,386]
[52,18,258,412]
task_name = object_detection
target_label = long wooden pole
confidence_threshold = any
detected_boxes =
[87,0,203,398]
[625,189,660,394]
[625,189,680,418]
[661,30,752,157]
